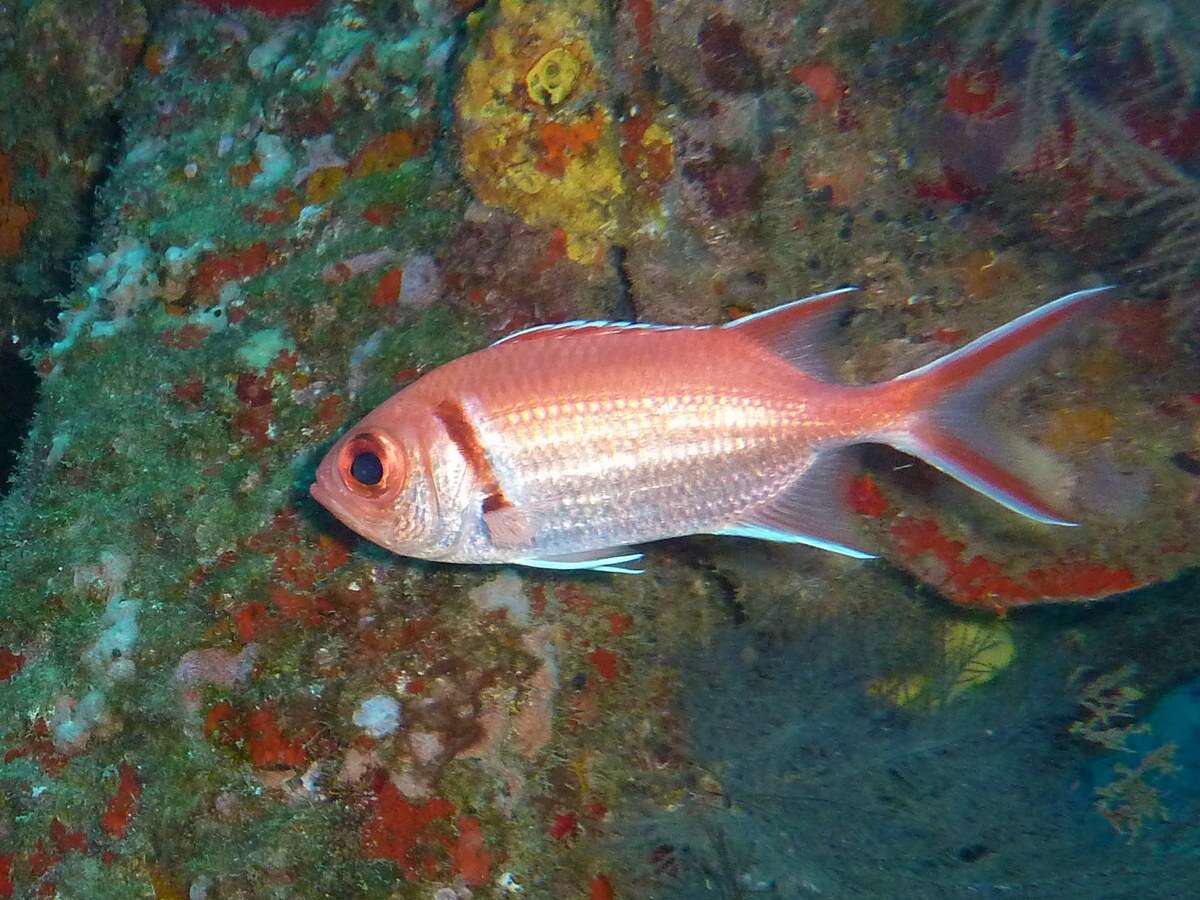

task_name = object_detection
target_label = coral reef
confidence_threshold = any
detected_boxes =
[0,0,153,336]
[0,0,155,487]
[0,0,1198,897]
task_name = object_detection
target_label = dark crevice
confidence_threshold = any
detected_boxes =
[707,563,748,627]
[432,0,490,178]
[0,13,157,499]
[609,244,638,321]
[73,106,129,279]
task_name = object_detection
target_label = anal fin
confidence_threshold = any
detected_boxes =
[515,547,645,575]
[715,448,877,560]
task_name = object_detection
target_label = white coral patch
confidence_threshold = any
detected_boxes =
[50,689,109,753]
[353,693,403,737]
[250,133,293,191]
[469,571,530,626]
[399,254,441,308]
[82,597,141,683]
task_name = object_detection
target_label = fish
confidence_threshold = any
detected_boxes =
[310,285,1114,574]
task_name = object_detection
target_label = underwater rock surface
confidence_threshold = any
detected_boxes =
[0,1,1198,897]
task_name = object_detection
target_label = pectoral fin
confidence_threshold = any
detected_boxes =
[483,498,535,550]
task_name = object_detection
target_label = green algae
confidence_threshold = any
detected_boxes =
[0,3,492,892]
[237,328,295,371]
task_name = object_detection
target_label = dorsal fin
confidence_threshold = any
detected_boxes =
[490,287,858,356]
[722,287,858,375]
[491,320,699,348]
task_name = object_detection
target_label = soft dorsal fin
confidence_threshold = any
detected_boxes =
[722,287,858,374]
[491,320,697,348]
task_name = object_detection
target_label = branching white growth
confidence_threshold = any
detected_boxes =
[1130,185,1200,289]
[1083,0,1200,102]
[938,0,1200,290]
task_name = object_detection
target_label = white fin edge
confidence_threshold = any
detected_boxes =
[594,564,645,575]
[715,525,878,560]
[889,434,1079,527]
[515,552,645,575]
[492,287,862,347]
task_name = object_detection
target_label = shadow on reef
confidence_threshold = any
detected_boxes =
[0,0,177,498]
[610,586,1200,900]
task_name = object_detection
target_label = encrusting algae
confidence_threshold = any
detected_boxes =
[457,0,671,264]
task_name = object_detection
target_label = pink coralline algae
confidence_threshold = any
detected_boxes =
[361,772,455,874]
[174,644,258,689]
[449,816,494,886]
[194,0,323,17]
[0,648,24,682]
[889,516,1139,609]
[246,706,308,769]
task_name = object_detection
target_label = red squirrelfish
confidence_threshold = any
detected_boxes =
[311,286,1113,574]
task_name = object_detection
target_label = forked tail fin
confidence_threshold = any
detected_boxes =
[884,286,1117,525]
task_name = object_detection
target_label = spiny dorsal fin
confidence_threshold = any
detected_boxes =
[722,287,859,375]
[491,287,858,354]
[491,320,699,348]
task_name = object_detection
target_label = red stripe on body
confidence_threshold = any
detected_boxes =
[434,399,509,510]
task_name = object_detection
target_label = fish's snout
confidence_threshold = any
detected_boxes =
[310,454,343,517]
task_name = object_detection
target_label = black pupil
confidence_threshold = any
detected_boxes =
[350,451,384,485]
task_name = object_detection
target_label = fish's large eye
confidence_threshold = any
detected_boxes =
[350,451,383,485]
[337,431,405,498]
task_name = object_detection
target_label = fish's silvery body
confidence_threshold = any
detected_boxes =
[311,287,1114,573]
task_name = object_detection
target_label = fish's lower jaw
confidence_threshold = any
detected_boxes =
[310,480,354,526]
[310,478,382,544]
